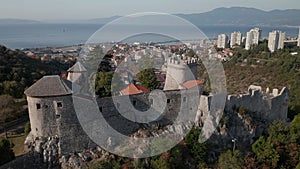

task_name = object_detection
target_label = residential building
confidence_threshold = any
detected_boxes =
[245,28,262,50]
[268,30,285,52]
[217,34,228,49]
[230,31,242,48]
[120,83,149,95]
[298,28,300,47]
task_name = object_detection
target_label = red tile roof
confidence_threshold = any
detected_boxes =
[120,83,149,95]
[181,80,203,89]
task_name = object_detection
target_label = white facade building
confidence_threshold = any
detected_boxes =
[217,34,228,49]
[230,31,242,48]
[268,30,285,52]
[298,28,300,47]
[245,28,262,50]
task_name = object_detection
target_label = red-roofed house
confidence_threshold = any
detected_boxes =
[120,83,149,96]
[181,80,203,89]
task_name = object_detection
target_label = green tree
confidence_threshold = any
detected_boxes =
[24,121,31,136]
[87,160,120,169]
[150,157,170,169]
[184,127,208,164]
[94,72,114,97]
[268,120,289,145]
[169,146,186,169]
[252,136,280,166]
[0,95,15,138]
[217,150,244,169]
[290,114,300,143]
[0,138,15,165]
[137,68,160,91]
[94,72,123,97]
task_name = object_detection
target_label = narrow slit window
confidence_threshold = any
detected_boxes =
[133,100,137,106]
[150,99,153,105]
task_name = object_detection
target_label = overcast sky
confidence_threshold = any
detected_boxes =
[1,0,300,20]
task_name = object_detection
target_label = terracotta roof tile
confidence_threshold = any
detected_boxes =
[181,80,203,89]
[120,84,149,95]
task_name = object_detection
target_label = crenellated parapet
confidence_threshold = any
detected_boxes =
[164,55,198,91]
[225,85,289,121]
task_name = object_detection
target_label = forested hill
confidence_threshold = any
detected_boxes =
[0,45,71,98]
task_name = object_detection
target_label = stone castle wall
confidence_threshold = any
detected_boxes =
[197,85,289,123]
[27,84,289,156]
[27,95,92,155]
[225,86,289,121]
[27,86,202,157]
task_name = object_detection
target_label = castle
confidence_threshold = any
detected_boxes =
[24,56,289,165]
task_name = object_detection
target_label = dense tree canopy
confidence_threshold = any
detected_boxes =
[0,95,16,138]
[0,138,15,165]
[0,45,71,98]
[137,68,160,91]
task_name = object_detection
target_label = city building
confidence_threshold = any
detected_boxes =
[217,34,228,49]
[245,28,262,50]
[298,27,300,47]
[230,31,242,48]
[268,30,286,52]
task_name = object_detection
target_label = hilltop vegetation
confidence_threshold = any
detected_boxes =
[0,45,71,98]
[199,41,300,118]
[83,115,300,168]
[0,45,72,165]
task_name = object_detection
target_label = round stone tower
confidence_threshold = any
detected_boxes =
[24,75,73,138]
[163,56,198,91]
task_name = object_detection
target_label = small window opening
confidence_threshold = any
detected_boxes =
[57,102,63,108]
[133,100,137,106]
[36,104,41,109]
[100,107,103,112]
[183,97,187,102]
[167,99,171,103]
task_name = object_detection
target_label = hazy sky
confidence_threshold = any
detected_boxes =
[1,0,300,20]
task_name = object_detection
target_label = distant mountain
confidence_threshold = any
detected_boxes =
[176,7,300,26]
[0,18,40,24]
[2,7,300,26]
[81,7,300,26]
[87,15,121,24]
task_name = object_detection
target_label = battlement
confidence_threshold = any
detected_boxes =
[164,55,198,91]
[225,85,289,121]
[168,55,198,66]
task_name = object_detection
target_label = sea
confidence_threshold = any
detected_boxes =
[0,23,298,49]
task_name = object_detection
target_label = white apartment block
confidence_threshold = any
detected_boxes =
[245,28,262,50]
[268,30,285,52]
[230,31,242,48]
[298,28,300,47]
[217,34,228,49]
